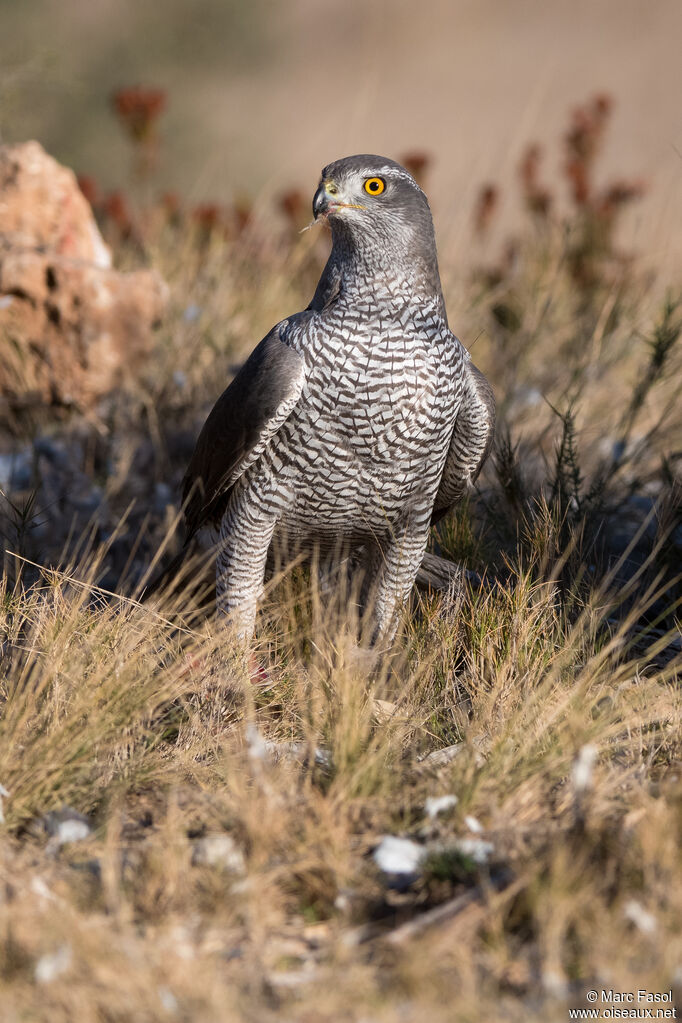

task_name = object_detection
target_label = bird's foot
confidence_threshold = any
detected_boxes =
[249,653,272,687]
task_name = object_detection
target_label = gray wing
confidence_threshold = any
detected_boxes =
[182,321,306,538]
[431,360,496,525]
[307,252,342,312]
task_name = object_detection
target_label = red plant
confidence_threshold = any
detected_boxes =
[399,150,431,187]
[565,159,590,206]
[473,184,500,236]
[596,179,646,219]
[563,93,613,205]
[161,191,181,216]
[192,203,224,227]
[102,191,135,240]
[161,191,183,227]
[562,94,645,285]
[231,195,253,235]
[111,86,166,144]
[278,188,306,229]
[191,203,229,243]
[518,145,552,218]
[474,93,646,296]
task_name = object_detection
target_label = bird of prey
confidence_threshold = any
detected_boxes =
[162,155,495,644]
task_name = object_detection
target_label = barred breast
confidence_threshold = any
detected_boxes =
[240,291,466,549]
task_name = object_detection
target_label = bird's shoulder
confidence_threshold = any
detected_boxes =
[448,335,496,420]
[181,317,309,536]
[463,356,496,422]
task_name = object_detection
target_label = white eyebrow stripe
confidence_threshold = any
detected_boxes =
[370,166,423,192]
[321,160,425,196]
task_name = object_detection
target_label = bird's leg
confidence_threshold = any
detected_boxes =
[216,504,278,643]
[362,519,431,648]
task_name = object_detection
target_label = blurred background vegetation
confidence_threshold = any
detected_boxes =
[1,0,681,273]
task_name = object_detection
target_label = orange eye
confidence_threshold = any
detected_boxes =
[363,177,385,196]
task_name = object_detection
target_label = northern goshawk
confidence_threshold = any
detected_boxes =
[162,155,495,643]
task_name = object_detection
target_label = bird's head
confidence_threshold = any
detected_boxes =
[312,154,437,272]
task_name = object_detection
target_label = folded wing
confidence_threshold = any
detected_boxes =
[431,360,495,525]
[182,323,306,538]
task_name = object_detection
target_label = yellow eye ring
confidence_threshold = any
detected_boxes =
[363,177,386,196]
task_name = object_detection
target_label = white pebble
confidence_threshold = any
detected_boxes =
[454,837,494,865]
[425,794,458,819]
[158,986,179,1015]
[572,744,598,793]
[245,723,268,761]
[192,834,245,874]
[0,783,9,824]
[35,945,72,984]
[30,877,55,902]
[373,836,425,876]
[624,899,657,935]
[54,819,91,845]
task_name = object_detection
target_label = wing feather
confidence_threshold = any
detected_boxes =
[431,360,495,525]
[182,322,306,537]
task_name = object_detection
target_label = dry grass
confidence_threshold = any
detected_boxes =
[1,128,682,1021]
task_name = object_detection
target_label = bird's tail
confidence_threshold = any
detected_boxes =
[140,539,218,609]
[139,544,193,602]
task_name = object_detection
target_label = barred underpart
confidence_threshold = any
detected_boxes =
[181,153,495,644]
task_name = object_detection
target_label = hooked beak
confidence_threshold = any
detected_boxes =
[313,180,366,220]
[313,183,329,220]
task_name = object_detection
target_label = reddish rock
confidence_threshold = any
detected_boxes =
[0,141,111,267]
[0,141,167,417]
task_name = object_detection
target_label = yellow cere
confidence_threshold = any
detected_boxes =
[363,177,385,196]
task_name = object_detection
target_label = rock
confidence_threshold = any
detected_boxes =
[0,141,110,266]
[153,481,173,514]
[624,899,657,935]
[417,742,466,767]
[425,794,458,819]
[263,739,332,771]
[0,448,32,490]
[245,723,269,762]
[191,834,246,874]
[30,877,56,902]
[42,806,92,851]
[372,698,398,723]
[571,743,598,793]
[158,986,179,1015]
[34,945,72,984]
[0,141,167,419]
[34,435,79,470]
[453,837,495,865]
[414,552,465,593]
[245,725,332,771]
[607,495,659,556]
[0,782,9,824]
[373,836,425,887]
[417,736,488,769]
